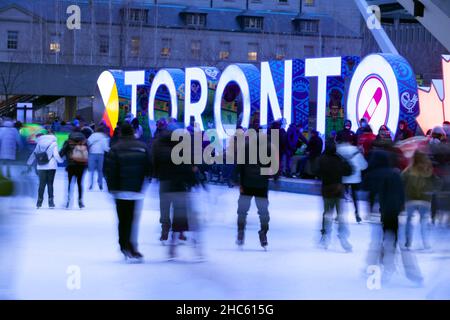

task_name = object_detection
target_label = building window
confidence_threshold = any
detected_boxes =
[7,31,18,50]
[248,43,258,61]
[131,37,140,56]
[219,41,230,60]
[276,45,286,60]
[161,38,171,58]
[128,8,148,23]
[191,40,201,59]
[304,45,315,57]
[49,35,60,53]
[279,0,289,3]
[304,0,315,6]
[185,13,206,27]
[99,35,109,55]
[297,19,319,33]
[243,17,263,31]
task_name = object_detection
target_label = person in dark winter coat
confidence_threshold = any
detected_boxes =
[60,128,88,209]
[152,126,197,258]
[104,123,152,261]
[364,150,423,284]
[235,128,277,249]
[317,142,353,252]
[296,130,323,178]
[336,120,357,145]
[355,118,369,139]
[395,120,414,142]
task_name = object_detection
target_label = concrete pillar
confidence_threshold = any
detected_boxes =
[64,96,77,121]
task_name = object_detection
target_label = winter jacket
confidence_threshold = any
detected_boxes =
[402,169,437,202]
[237,134,276,197]
[87,132,110,155]
[104,136,152,193]
[395,128,414,142]
[152,129,196,193]
[60,131,88,167]
[337,143,368,184]
[336,128,356,145]
[306,135,323,159]
[27,135,63,170]
[0,122,21,160]
[365,150,405,213]
[317,144,353,198]
[357,131,376,158]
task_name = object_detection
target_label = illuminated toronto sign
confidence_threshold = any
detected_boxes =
[94,53,420,139]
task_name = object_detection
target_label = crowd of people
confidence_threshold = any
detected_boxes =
[0,113,449,284]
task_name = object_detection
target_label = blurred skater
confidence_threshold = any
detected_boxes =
[365,150,423,285]
[317,142,353,252]
[152,125,199,259]
[104,123,152,262]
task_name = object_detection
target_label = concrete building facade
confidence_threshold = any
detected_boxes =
[0,0,365,120]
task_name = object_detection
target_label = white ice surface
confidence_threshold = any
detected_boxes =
[2,168,449,300]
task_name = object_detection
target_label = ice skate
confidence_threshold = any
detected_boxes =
[48,198,55,209]
[319,234,329,250]
[78,199,85,209]
[160,228,169,243]
[236,230,245,247]
[259,230,268,249]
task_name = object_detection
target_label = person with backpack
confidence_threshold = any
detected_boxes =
[60,128,88,209]
[27,133,63,209]
[337,141,368,223]
[317,141,353,252]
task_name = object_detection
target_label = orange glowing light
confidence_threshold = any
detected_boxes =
[417,55,450,132]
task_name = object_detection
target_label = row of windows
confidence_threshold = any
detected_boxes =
[6,30,318,61]
[184,13,319,32]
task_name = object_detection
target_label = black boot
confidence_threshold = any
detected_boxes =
[36,198,43,209]
[78,199,85,209]
[236,230,245,246]
[48,198,55,209]
[160,225,170,241]
[258,230,268,248]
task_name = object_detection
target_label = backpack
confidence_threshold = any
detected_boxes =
[71,144,88,164]
[35,145,52,165]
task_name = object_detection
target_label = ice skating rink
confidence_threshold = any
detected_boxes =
[1,169,449,299]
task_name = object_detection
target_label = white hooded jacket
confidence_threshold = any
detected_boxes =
[337,143,368,184]
[87,132,110,155]
[27,134,63,170]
